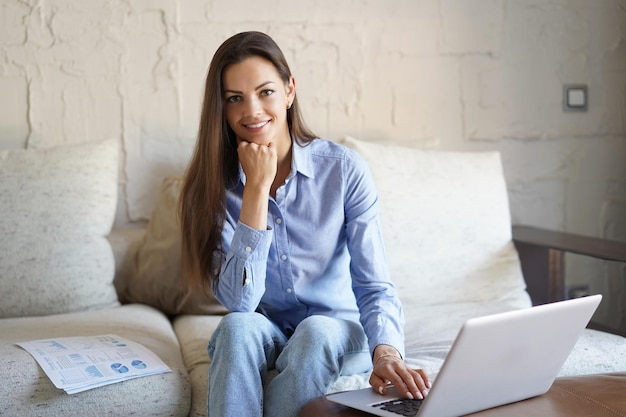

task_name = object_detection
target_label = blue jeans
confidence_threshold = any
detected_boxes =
[207,312,371,417]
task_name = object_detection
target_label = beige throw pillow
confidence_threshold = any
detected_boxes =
[0,139,120,318]
[125,176,228,315]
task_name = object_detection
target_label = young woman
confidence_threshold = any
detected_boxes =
[179,31,430,417]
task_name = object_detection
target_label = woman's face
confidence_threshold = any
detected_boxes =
[222,56,295,148]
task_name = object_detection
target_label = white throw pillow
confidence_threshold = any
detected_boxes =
[339,136,531,309]
[0,139,120,317]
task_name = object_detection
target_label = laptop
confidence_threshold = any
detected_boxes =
[327,295,602,417]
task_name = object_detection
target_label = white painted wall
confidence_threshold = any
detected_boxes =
[2,0,625,324]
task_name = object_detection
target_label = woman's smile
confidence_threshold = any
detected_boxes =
[243,120,270,130]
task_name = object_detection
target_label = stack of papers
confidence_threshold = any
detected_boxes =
[17,334,171,394]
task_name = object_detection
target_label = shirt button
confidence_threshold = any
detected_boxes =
[276,218,282,224]
[280,254,287,261]
[286,288,292,294]
[245,246,252,253]
[244,278,251,286]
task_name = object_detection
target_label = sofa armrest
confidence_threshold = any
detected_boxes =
[513,225,626,304]
[513,226,626,335]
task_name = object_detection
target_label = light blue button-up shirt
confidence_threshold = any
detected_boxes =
[213,138,405,356]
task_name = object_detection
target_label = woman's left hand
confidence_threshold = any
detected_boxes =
[369,346,431,400]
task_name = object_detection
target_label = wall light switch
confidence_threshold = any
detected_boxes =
[563,84,588,112]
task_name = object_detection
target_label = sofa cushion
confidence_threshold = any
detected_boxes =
[0,304,190,416]
[339,136,531,309]
[123,176,228,315]
[0,139,120,318]
[173,314,224,417]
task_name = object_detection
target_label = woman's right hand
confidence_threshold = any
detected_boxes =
[237,140,277,193]
[237,140,276,231]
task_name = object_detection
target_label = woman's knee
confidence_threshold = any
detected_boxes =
[209,312,286,360]
[294,315,337,339]
[290,316,366,353]
[219,311,266,331]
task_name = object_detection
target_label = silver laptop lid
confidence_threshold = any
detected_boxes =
[418,295,602,417]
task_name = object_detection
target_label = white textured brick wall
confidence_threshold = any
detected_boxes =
[2,0,625,324]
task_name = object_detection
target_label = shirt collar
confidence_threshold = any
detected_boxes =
[292,139,315,179]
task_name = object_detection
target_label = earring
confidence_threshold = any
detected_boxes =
[287,101,292,109]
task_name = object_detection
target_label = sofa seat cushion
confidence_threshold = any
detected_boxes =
[560,329,626,376]
[0,304,190,417]
[0,139,120,317]
[173,314,224,417]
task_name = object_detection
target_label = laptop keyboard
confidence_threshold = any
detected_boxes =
[372,398,423,416]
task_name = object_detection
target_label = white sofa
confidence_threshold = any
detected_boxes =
[1,137,624,417]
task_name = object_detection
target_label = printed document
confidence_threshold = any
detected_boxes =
[17,334,171,394]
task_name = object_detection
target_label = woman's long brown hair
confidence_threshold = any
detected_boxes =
[179,31,316,294]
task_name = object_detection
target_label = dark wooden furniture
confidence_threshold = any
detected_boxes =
[300,372,626,417]
[513,225,626,336]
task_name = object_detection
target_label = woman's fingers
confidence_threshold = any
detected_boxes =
[370,359,430,400]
